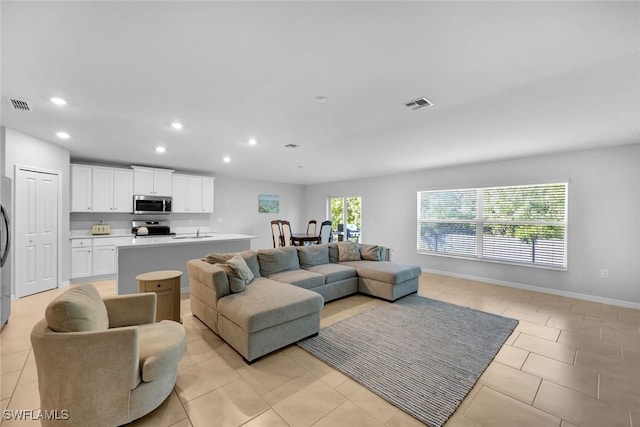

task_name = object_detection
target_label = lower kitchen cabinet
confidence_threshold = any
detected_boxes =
[71,236,132,280]
[71,239,92,278]
[71,247,92,278]
[92,242,116,276]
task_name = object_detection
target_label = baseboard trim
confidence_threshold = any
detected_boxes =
[422,268,640,310]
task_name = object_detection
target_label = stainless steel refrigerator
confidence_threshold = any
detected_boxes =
[1,175,12,327]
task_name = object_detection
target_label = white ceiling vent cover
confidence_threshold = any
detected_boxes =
[8,98,32,111]
[405,97,433,110]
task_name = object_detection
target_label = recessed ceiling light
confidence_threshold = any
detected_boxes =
[249,138,257,146]
[50,97,67,106]
[155,146,166,153]
[171,122,183,130]
[56,131,70,139]
[223,156,231,163]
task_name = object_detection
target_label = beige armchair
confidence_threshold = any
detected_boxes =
[30,284,186,427]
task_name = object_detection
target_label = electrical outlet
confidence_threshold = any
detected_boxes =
[600,269,609,279]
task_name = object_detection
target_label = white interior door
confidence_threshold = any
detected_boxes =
[15,169,59,297]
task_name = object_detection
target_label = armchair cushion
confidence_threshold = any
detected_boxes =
[104,293,157,328]
[137,320,186,382]
[45,284,109,332]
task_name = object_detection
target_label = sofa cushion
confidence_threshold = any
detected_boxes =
[297,245,330,268]
[137,320,186,383]
[339,261,422,284]
[205,250,261,278]
[257,246,300,276]
[226,254,255,292]
[305,263,357,283]
[338,241,361,262]
[359,244,381,261]
[217,278,324,333]
[327,243,339,263]
[45,284,109,332]
[268,269,325,290]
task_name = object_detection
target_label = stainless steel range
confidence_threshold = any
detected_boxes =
[131,220,172,237]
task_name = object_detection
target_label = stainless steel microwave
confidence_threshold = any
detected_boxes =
[133,195,172,215]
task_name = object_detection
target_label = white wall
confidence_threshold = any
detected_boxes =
[3,128,71,293]
[305,144,640,305]
[212,176,306,250]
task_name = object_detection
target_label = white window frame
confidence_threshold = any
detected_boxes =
[417,183,568,270]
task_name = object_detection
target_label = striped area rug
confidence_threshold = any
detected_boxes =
[298,294,518,427]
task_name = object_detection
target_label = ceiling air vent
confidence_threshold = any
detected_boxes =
[404,97,433,111]
[8,98,32,111]
[284,144,300,148]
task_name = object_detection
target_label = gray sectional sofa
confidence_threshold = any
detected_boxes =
[187,242,422,362]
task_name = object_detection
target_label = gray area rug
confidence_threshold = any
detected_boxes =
[298,294,518,427]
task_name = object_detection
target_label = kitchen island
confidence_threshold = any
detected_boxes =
[116,233,256,295]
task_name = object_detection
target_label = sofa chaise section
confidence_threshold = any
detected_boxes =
[340,260,422,301]
[216,277,323,362]
[187,255,323,363]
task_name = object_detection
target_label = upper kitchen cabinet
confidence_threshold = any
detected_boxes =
[132,166,173,196]
[71,164,92,212]
[172,174,214,213]
[202,177,214,213]
[92,167,134,213]
[72,164,134,213]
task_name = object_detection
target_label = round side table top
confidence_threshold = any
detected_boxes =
[136,270,183,281]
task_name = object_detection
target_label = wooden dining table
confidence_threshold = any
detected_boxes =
[291,232,320,245]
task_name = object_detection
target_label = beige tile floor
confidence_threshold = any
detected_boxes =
[1,273,638,426]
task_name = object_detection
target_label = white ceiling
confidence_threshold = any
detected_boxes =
[2,1,639,185]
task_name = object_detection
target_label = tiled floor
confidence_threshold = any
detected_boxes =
[1,273,638,426]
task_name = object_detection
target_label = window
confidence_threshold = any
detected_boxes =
[329,196,361,242]
[417,183,567,269]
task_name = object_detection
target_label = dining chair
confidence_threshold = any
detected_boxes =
[306,220,317,235]
[318,220,332,244]
[271,220,283,248]
[281,220,293,246]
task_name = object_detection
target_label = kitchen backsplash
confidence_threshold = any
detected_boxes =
[70,212,214,235]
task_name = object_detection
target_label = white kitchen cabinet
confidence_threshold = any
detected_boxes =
[71,239,93,278]
[172,174,205,213]
[91,167,114,212]
[112,169,134,212]
[92,239,116,276]
[171,174,187,212]
[71,237,132,279]
[132,166,173,196]
[202,177,214,213]
[72,165,133,213]
[71,165,92,212]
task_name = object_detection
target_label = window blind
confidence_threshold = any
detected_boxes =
[417,183,567,269]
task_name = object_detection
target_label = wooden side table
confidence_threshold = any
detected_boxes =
[136,270,182,323]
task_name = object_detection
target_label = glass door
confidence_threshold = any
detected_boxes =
[329,196,361,242]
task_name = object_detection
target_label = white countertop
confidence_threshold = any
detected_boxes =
[116,233,257,248]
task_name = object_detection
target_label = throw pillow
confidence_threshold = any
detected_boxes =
[360,245,381,261]
[226,254,255,292]
[338,241,361,262]
[205,253,232,265]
